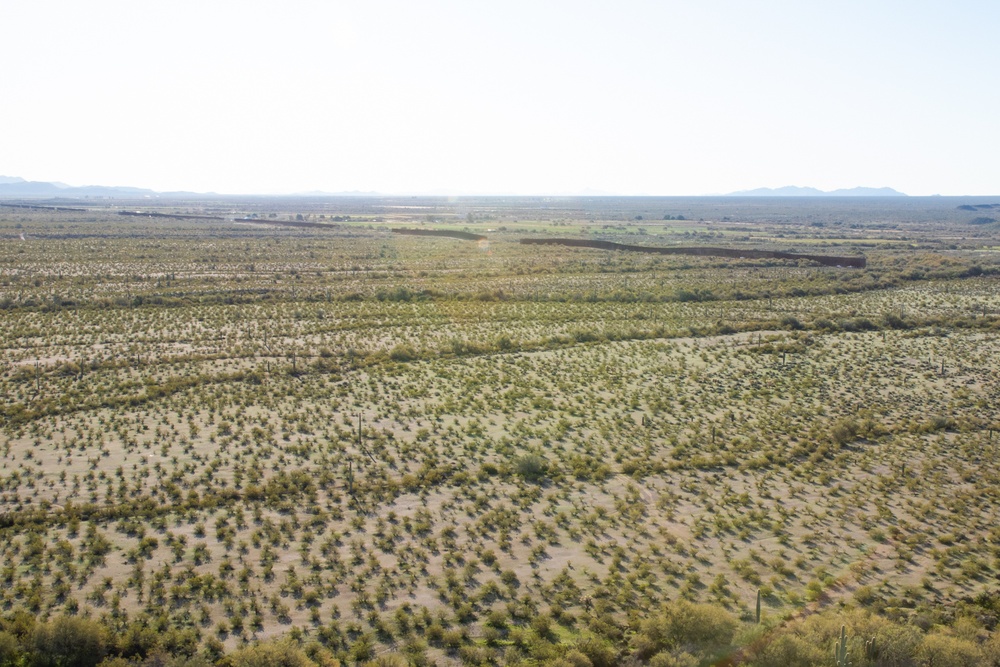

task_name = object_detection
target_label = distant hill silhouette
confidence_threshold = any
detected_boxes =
[0,175,908,199]
[0,177,158,198]
[730,186,907,197]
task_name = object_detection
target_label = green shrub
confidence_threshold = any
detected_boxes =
[222,638,318,667]
[0,631,22,667]
[631,600,736,661]
[388,344,418,362]
[745,633,823,667]
[881,312,909,329]
[648,651,698,667]
[916,633,984,667]
[831,418,859,445]
[365,653,408,667]
[29,616,108,667]
[515,454,548,483]
[870,623,922,666]
[556,649,591,667]
[573,638,617,667]
[780,316,804,330]
[530,614,556,641]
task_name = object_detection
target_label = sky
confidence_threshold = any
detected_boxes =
[3,0,999,196]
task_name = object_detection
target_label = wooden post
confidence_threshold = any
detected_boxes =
[357,414,377,466]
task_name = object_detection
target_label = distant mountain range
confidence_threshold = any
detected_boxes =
[0,176,383,198]
[0,176,162,198]
[729,186,907,197]
[0,176,909,199]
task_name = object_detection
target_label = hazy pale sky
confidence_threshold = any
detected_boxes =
[3,1,998,196]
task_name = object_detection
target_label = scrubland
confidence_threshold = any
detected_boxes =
[1,197,1000,666]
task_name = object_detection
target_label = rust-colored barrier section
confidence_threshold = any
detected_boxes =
[520,238,866,268]
[391,228,488,241]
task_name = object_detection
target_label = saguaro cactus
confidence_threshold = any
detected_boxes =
[835,625,850,666]
[864,636,876,661]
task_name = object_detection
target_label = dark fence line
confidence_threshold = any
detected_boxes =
[520,238,866,268]
[117,210,224,221]
[253,218,345,229]
[391,228,488,241]
[0,202,88,212]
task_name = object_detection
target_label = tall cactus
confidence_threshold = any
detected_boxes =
[864,636,876,661]
[835,625,850,666]
[755,588,761,624]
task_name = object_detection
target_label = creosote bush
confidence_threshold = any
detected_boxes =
[514,454,548,483]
